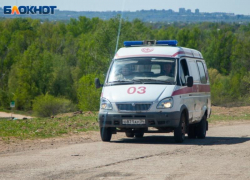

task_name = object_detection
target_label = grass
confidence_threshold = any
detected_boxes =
[208,105,250,123]
[209,113,250,122]
[0,112,99,142]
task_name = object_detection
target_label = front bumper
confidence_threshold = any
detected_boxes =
[98,111,180,128]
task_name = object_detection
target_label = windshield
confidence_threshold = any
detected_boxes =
[107,57,176,84]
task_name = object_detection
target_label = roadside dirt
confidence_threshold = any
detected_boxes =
[212,105,250,116]
[0,131,115,154]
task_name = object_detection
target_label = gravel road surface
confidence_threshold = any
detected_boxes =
[0,122,250,180]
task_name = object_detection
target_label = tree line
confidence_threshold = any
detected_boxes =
[1,17,250,115]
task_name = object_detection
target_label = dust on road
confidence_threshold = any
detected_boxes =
[0,121,250,180]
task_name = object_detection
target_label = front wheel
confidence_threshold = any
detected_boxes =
[174,113,186,143]
[100,127,112,142]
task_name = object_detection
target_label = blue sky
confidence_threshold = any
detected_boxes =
[1,0,250,15]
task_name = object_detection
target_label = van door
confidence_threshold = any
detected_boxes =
[179,59,194,123]
[196,60,209,119]
[187,60,201,121]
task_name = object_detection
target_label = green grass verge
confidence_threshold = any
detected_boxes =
[0,113,99,142]
[208,113,250,123]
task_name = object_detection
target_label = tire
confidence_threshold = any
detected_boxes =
[125,132,134,138]
[196,114,207,139]
[100,127,112,142]
[188,124,196,139]
[134,132,144,138]
[174,113,186,143]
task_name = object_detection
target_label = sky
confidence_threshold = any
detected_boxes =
[0,0,250,15]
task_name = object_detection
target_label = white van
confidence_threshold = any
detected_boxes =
[95,40,211,143]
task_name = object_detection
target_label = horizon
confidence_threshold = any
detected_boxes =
[0,0,249,15]
[54,8,239,15]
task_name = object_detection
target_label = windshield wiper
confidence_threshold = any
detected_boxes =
[132,79,174,84]
[109,80,135,85]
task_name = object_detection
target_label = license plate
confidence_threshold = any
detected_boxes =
[122,119,145,125]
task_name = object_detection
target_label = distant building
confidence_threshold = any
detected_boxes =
[166,9,173,14]
[195,9,200,14]
[186,9,192,14]
[179,8,186,14]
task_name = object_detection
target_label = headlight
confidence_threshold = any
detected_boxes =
[157,97,173,109]
[100,98,113,110]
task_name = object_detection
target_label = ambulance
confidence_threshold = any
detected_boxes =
[95,40,211,143]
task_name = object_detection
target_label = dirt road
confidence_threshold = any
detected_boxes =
[0,122,250,180]
[0,112,33,119]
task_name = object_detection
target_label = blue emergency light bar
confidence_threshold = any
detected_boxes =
[157,40,178,46]
[124,40,178,47]
[124,41,144,47]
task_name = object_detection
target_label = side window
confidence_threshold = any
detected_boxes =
[203,63,209,83]
[197,61,207,84]
[188,61,200,83]
[180,59,189,86]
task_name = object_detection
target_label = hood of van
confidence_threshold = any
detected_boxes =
[102,85,175,102]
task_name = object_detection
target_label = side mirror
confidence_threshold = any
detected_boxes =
[95,78,102,89]
[187,76,193,87]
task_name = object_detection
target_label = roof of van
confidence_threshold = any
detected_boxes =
[114,46,203,59]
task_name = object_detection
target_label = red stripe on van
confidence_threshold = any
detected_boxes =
[199,84,211,92]
[172,84,210,96]
[172,51,186,57]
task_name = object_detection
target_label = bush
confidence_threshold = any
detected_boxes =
[209,68,231,105]
[208,68,245,106]
[33,93,76,117]
[78,73,102,111]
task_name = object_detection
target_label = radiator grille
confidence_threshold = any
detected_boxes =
[116,103,152,111]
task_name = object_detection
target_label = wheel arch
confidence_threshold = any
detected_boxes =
[180,104,189,133]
